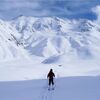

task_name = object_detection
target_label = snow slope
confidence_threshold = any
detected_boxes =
[0,16,100,62]
[0,59,100,81]
[0,16,100,100]
[0,19,30,61]
[10,16,100,60]
[0,76,100,100]
[0,16,100,81]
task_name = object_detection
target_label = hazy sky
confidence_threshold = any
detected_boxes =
[0,0,100,20]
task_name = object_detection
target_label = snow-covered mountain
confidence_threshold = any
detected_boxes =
[0,18,30,61]
[10,16,100,60]
[0,16,100,62]
[0,16,100,81]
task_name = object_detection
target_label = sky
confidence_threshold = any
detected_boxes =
[0,0,100,20]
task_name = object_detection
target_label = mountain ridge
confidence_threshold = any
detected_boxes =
[0,16,100,62]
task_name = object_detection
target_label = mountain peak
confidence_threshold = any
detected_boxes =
[0,16,99,61]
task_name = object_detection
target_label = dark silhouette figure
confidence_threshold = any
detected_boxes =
[47,69,55,86]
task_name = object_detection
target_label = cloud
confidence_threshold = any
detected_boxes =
[0,0,100,20]
[92,5,100,22]
[0,0,40,10]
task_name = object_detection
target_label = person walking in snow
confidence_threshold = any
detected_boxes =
[47,69,55,90]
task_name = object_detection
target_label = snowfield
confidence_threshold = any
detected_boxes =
[0,58,100,81]
[0,16,100,100]
[0,77,100,100]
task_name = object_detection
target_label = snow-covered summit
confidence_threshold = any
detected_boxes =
[0,16,100,62]
[0,16,100,81]
[9,16,100,60]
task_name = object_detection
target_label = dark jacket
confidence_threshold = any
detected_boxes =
[47,70,55,79]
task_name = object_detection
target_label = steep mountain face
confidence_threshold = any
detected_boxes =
[0,19,30,61]
[0,16,100,62]
[10,16,100,60]
[10,16,71,58]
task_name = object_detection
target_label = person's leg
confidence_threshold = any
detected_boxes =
[51,78,54,89]
[48,79,51,90]
[51,78,54,85]
[49,79,51,86]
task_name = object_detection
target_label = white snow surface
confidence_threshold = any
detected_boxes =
[0,16,100,81]
[0,16,100,100]
[0,76,100,100]
[10,16,100,59]
[0,19,30,61]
